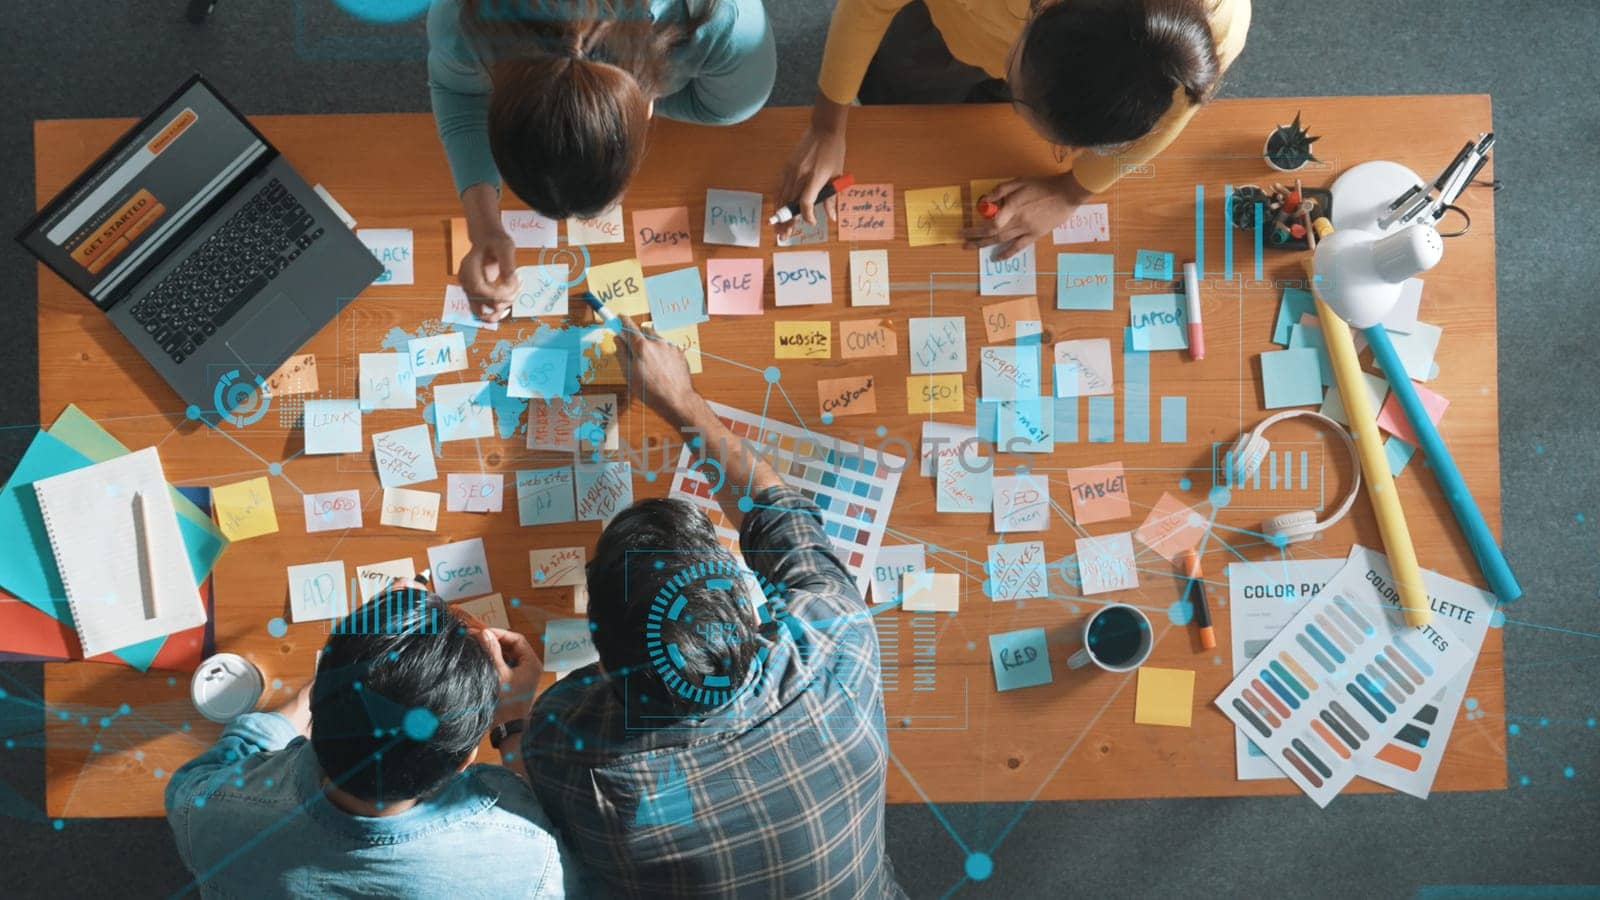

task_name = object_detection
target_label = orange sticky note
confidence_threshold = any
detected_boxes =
[774,321,830,359]
[1067,463,1131,524]
[837,183,895,242]
[632,206,694,268]
[908,374,964,414]
[586,258,649,316]
[1376,381,1449,446]
[905,186,963,247]
[981,296,1042,343]
[818,375,878,419]
[264,354,318,397]
[839,319,898,360]
[1134,492,1207,562]
[449,218,469,275]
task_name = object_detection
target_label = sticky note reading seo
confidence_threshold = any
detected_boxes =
[426,537,493,602]
[1054,339,1114,397]
[287,560,348,623]
[1067,463,1130,524]
[817,375,877,419]
[849,249,890,307]
[978,243,1037,297]
[502,209,559,248]
[447,473,504,513]
[772,251,833,307]
[705,257,764,315]
[303,399,362,455]
[517,466,576,526]
[303,489,363,534]
[837,183,895,241]
[372,424,438,488]
[380,487,439,532]
[1057,253,1115,311]
[214,476,279,541]
[909,317,967,374]
[987,540,1047,602]
[775,322,830,359]
[905,186,963,247]
[566,206,625,245]
[1133,249,1175,281]
[989,627,1052,691]
[1075,532,1139,595]
[409,332,468,377]
[839,319,897,360]
[586,258,649,317]
[433,382,496,442]
[360,352,415,411]
[704,189,762,248]
[632,206,694,267]
[644,266,707,332]
[512,264,570,318]
[992,473,1050,533]
[908,374,965,414]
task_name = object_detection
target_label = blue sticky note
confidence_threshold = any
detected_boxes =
[1056,253,1114,310]
[976,400,998,444]
[1273,288,1316,345]
[989,627,1053,691]
[1384,436,1417,475]
[1129,294,1189,351]
[575,460,634,523]
[936,456,993,513]
[979,345,1042,401]
[517,466,576,526]
[544,618,600,672]
[1288,323,1334,387]
[509,347,571,400]
[997,397,1054,453]
[1133,249,1174,281]
[645,266,708,332]
[1260,348,1325,408]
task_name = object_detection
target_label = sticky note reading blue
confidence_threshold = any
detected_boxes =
[1056,253,1115,310]
[644,266,708,332]
[1260,348,1325,408]
[989,627,1053,691]
[1129,294,1189,351]
[1133,249,1174,281]
[516,466,576,526]
[1273,288,1317,346]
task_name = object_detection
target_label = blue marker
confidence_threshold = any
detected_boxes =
[581,292,618,323]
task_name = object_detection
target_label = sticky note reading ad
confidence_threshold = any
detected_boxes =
[512,264,570,318]
[380,487,439,532]
[304,489,363,534]
[566,206,625,245]
[1052,203,1110,244]
[214,477,278,541]
[817,375,877,418]
[516,466,576,526]
[447,473,504,513]
[704,189,762,247]
[849,250,890,307]
[357,228,414,285]
[409,332,468,377]
[644,266,707,332]
[775,322,830,359]
[905,186,963,247]
[1067,463,1131,524]
[632,206,694,267]
[426,537,493,602]
[287,560,349,624]
[502,209,559,248]
[839,319,897,360]
[372,424,438,488]
[990,627,1052,691]
[908,374,965,414]
[838,183,895,241]
[705,257,764,315]
[360,352,415,411]
[1054,339,1115,397]
[303,399,362,455]
[773,251,833,307]
[586,258,649,317]
[433,382,496,442]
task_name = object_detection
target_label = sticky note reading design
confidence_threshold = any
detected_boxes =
[1067,463,1131,525]
[265,354,318,397]
[517,466,576,526]
[817,375,877,419]
[837,183,895,241]
[502,209,559,248]
[936,453,992,513]
[909,317,967,374]
[426,537,492,602]
[544,618,599,671]
[989,627,1052,691]
[982,296,1042,343]
[840,319,897,360]
[303,399,362,455]
[849,249,890,307]
[1056,253,1115,310]
[372,424,437,488]
[980,346,1042,402]
[447,473,504,513]
[214,476,278,541]
[704,189,762,247]
[355,557,415,602]
[575,460,633,522]
[978,243,1037,296]
[1129,294,1189,351]
[992,473,1050,533]
[304,489,363,533]
[357,228,414,285]
[360,353,415,411]
[987,540,1047,602]
[775,322,830,359]
[1133,249,1175,281]
[586,258,649,317]
[869,544,925,605]
[380,487,439,531]
[530,546,587,587]
[632,206,694,267]
[1052,203,1110,244]
[566,206,625,245]
[905,186,963,247]
[1135,666,1195,727]
[433,382,496,442]
[1075,532,1139,595]
[1053,339,1114,397]
[508,347,570,400]
[772,251,833,306]
[1134,492,1206,562]
[908,374,965,414]
[408,332,468,377]
[902,571,960,612]
[512,264,570,318]
[644,266,707,332]
[287,560,349,624]
[705,257,764,315]
[442,284,499,331]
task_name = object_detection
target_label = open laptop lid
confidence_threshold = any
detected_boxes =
[17,74,276,311]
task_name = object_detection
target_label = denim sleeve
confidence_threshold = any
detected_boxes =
[164,712,299,869]
[427,0,501,196]
[653,0,775,125]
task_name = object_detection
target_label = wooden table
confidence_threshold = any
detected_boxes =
[34,97,1504,818]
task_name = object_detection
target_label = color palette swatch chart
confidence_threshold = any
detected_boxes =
[1214,546,1492,807]
[668,402,904,596]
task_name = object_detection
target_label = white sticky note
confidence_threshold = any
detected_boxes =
[544,618,599,671]
[902,571,960,612]
[512,264,570,318]
[408,332,468,377]
[287,560,349,623]
[566,206,626,245]
[869,544,925,605]
[359,353,415,411]
[447,473,504,513]
[992,473,1051,533]
[1054,339,1115,397]
[433,382,496,442]
[909,317,967,374]
[1320,370,1389,427]
[1389,322,1442,382]
[987,541,1048,602]
[355,557,415,602]
[920,421,981,477]
[1052,203,1110,244]
[426,537,493,602]
[773,250,833,307]
[442,284,499,331]
[357,228,414,285]
[502,209,559,248]
[849,249,890,307]
[372,424,438,488]
[303,399,362,455]
[704,189,763,247]
[978,243,1037,296]
[1076,532,1139,595]
[530,546,588,588]
[303,489,363,534]
[380,487,439,531]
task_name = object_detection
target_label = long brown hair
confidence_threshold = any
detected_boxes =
[461,0,713,218]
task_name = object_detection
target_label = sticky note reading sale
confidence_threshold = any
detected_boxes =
[837,183,895,241]
[839,319,896,360]
[704,189,762,247]
[817,374,877,419]
[586,258,649,317]
[1067,463,1131,524]
[567,206,625,245]
[372,424,438,488]
[705,258,764,315]
[775,322,830,359]
[380,487,439,532]
[427,537,493,602]
[447,473,504,513]
[773,251,833,306]
[990,627,1052,691]
[632,206,694,267]
[849,249,890,307]
[303,399,362,455]
[908,374,965,414]
[214,477,278,541]
[304,489,363,534]
[905,186,963,247]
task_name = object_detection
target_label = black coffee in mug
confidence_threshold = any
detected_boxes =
[1086,606,1147,666]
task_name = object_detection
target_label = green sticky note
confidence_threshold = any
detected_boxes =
[989,627,1053,691]
[1260,348,1325,408]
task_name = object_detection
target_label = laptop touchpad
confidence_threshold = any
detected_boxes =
[228,293,311,368]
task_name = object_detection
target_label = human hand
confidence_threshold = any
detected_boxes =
[614,314,702,428]
[478,627,543,728]
[963,172,1095,260]
[460,230,520,323]
[775,99,849,241]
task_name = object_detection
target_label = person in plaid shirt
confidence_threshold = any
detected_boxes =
[519,315,904,898]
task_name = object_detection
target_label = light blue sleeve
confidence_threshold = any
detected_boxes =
[653,0,776,125]
[164,712,299,869]
[427,0,502,196]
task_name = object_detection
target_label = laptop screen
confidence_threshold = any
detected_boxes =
[19,78,271,309]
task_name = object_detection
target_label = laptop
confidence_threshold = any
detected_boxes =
[18,74,382,412]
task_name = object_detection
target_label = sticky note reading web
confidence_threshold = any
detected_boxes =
[433,382,496,442]
[586,258,649,317]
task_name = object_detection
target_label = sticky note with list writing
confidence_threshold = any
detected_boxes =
[990,627,1052,691]
[426,537,493,602]
[704,189,762,247]
[837,183,895,241]
[705,257,764,315]
[359,353,415,411]
[372,424,437,488]
[287,560,349,623]
[214,476,278,541]
[303,399,362,455]
[773,251,833,307]
[303,489,363,533]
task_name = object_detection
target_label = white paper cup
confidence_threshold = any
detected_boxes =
[190,653,265,723]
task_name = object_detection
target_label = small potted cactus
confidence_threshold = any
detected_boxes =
[1264,111,1320,172]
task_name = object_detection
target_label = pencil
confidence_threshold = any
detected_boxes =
[133,491,159,619]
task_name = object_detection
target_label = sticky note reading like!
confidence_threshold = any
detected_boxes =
[433,382,496,442]
[214,477,279,541]
[773,251,833,307]
[992,473,1051,533]
[359,352,415,411]
[372,424,438,488]
[644,266,707,332]
[447,473,504,513]
[1134,492,1206,562]
[982,295,1042,343]
[508,347,570,400]
[512,264,570,318]
[1075,532,1139,595]
[1129,294,1189,351]
[287,560,349,623]
[849,249,890,307]
[818,375,877,419]
[1056,253,1115,311]
[517,466,576,526]
[502,209,559,249]
[909,317,967,374]
[426,537,493,602]
[1052,203,1111,244]
[409,332,468,377]
[987,540,1047,602]
[632,206,694,267]
[575,460,633,523]
[1135,666,1195,727]
[442,285,499,332]
[775,322,830,359]
[1067,463,1131,525]
[901,571,960,612]
[1054,339,1114,397]
[705,258,765,315]
[544,618,599,672]
[303,399,363,455]
[704,189,763,248]
[978,243,1037,297]
[566,206,626,245]
[380,487,439,532]
[990,627,1053,691]
[357,228,414,285]
[356,558,415,602]
[905,186,963,247]
[839,318,897,360]
[908,374,965,414]
[530,546,587,587]
[586,258,649,317]
[1260,348,1325,409]
[837,183,895,241]
[868,544,925,605]
[1376,380,1450,446]
[1133,249,1175,281]
[304,489,363,534]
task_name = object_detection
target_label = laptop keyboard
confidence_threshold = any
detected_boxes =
[129,178,325,365]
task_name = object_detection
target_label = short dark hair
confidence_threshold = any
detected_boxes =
[310,590,497,804]
[1016,0,1221,148]
[587,498,759,718]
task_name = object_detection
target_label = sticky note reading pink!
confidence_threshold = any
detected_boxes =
[706,257,765,315]
[1376,381,1449,446]
[1067,463,1131,525]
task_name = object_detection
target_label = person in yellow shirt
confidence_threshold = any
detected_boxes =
[778,0,1250,258]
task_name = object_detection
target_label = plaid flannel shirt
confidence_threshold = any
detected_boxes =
[523,486,903,899]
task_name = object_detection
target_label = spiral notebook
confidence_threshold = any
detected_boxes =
[31,447,207,657]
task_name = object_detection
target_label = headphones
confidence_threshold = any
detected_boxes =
[1223,410,1362,547]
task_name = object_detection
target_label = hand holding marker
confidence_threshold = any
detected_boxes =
[771,174,855,226]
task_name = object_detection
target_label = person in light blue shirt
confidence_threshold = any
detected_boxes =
[165,583,569,898]
[429,0,776,323]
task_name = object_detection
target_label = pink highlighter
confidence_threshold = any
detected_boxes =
[1183,262,1205,361]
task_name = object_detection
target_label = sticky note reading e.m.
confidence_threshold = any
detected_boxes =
[978,243,1037,296]
[868,544,925,605]
[817,375,877,419]
[544,618,599,671]
[447,473,504,513]
[379,487,439,532]
[908,317,967,374]
[357,228,414,285]
[508,347,571,400]
[901,571,960,613]
[989,627,1053,691]
[904,186,963,247]
[517,466,576,526]
[359,352,415,411]
[1129,294,1189,351]
[982,295,1041,343]
[502,209,559,248]
[704,189,763,248]
[1135,666,1195,727]
[987,541,1047,602]
[705,257,765,315]
[849,249,890,307]
[992,473,1051,533]
[1053,203,1111,244]
[287,560,349,624]
[632,206,694,267]
[586,258,649,317]
[566,206,625,245]
[1066,463,1131,524]
[426,537,493,602]
[408,332,468,377]
[442,285,499,332]
[1075,532,1139,595]
[512,264,570,318]
[839,319,897,360]
[1053,339,1114,397]
[908,374,965,414]
[837,183,895,241]
[432,382,496,442]
[644,266,707,332]
[213,476,279,541]
[772,251,833,306]
[775,322,830,359]
[1132,249,1175,281]
[303,399,363,455]
[303,489,363,534]
[1056,253,1115,310]
[372,424,438,488]
[1260,348,1325,409]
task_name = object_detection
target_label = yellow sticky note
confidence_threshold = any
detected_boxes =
[907,374,964,414]
[905,186,964,247]
[653,321,704,374]
[1135,667,1195,727]
[583,329,627,385]
[213,476,279,541]
[586,258,649,316]
[774,321,830,359]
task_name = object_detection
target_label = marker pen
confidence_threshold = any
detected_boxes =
[581,292,617,323]
[770,174,856,225]
[1183,262,1205,360]
[1182,550,1215,650]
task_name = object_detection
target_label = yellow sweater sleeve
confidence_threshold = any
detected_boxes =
[816,0,916,105]
[1070,87,1199,194]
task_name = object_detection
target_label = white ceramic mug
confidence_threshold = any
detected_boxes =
[1067,604,1153,672]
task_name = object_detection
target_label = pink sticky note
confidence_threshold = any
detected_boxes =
[706,257,765,315]
[1067,463,1131,525]
[1376,381,1449,446]
[1134,492,1206,562]
[632,206,694,268]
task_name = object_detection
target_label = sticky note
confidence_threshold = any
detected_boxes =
[442,284,499,331]
[992,473,1050,533]
[544,618,599,671]
[427,537,493,602]
[502,209,559,248]
[705,257,765,315]
[432,382,496,442]
[920,421,980,476]
[1056,253,1115,310]
[566,206,625,245]
[357,228,414,284]
[1288,322,1334,387]
[380,487,439,531]
[1075,532,1139,595]
[980,346,1042,402]
[1260,348,1325,409]
[989,627,1052,691]
[1054,339,1114,397]
[530,546,587,587]
[447,473,504,513]
[586,258,649,317]
[356,558,414,602]
[987,541,1047,602]
[643,266,707,332]
[1067,463,1130,524]
[905,186,963,247]
[1135,667,1195,727]
[868,544,924,605]
[1273,288,1317,345]
[1384,436,1417,475]
[1052,203,1110,244]
[1383,278,1424,334]
[1129,294,1189,351]
[303,489,363,533]
[450,217,469,274]
[372,424,437,488]
[704,189,762,247]
[936,453,993,513]
[773,250,833,306]
[653,322,704,374]
[1321,370,1389,426]
[1376,381,1449,446]
[901,571,960,612]
[909,317,966,374]
[517,466,576,526]
[303,399,362,455]
[451,593,509,630]
[632,206,694,267]
[979,243,1037,296]
[512,264,570,318]
[581,328,626,385]
[849,249,890,307]
[995,397,1054,453]
[575,394,620,451]
[409,332,468,377]
[775,322,830,359]
[287,560,348,623]
[575,460,632,523]
[837,183,895,241]
[981,296,1041,343]
[1389,321,1443,382]
[818,375,877,419]
[1134,492,1206,562]
[908,374,965,414]
[264,354,318,397]
[508,347,571,400]
[360,352,415,411]
[1132,249,1174,281]
[839,318,897,360]
[214,477,278,541]
[776,208,828,247]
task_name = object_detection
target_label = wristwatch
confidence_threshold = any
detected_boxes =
[490,718,525,750]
